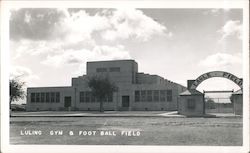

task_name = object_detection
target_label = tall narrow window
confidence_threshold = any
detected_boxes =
[51,92,55,103]
[135,90,140,102]
[85,92,90,103]
[91,92,95,103]
[153,90,159,102]
[41,93,45,103]
[160,90,166,102]
[80,92,85,103]
[56,92,60,103]
[31,93,35,103]
[167,90,172,102]
[46,92,50,103]
[141,90,146,102]
[147,90,153,102]
[36,93,40,103]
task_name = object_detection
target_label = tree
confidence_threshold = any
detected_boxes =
[9,78,25,104]
[87,76,117,112]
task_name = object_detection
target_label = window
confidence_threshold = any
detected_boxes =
[31,93,35,103]
[188,99,196,109]
[141,90,146,102]
[153,90,159,102]
[160,90,166,102]
[147,90,152,102]
[85,92,91,103]
[109,67,120,72]
[51,92,55,103]
[46,92,50,103]
[80,92,85,103]
[96,68,107,72]
[91,93,96,103]
[56,92,60,103]
[36,93,40,103]
[167,90,172,102]
[41,93,45,103]
[135,91,140,102]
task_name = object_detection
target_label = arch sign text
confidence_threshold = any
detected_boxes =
[190,71,243,89]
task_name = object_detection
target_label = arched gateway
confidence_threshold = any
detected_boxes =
[178,71,243,117]
[189,71,243,90]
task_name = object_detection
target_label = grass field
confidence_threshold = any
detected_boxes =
[10,117,242,145]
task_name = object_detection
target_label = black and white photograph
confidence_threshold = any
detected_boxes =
[1,0,249,153]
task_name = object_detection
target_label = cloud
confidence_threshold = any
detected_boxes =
[203,9,220,16]
[11,39,64,59]
[218,20,242,41]
[101,9,167,41]
[60,8,168,42]
[199,52,242,68]
[71,45,131,76]
[24,12,31,23]
[92,45,131,60]
[203,9,231,16]
[10,8,168,60]
[41,45,131,67]
[58,9,110,45]
[10,8,168,43]
[10,8,167,78]
[10,8,66,41]
[41,49,89,66]
[10,8,165,71]
[10,66,39,81]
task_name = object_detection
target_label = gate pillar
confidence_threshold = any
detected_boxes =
[232,89,243,115]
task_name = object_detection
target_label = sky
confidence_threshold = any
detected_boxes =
[9,8,243,102]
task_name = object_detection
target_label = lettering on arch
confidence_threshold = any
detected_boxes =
[190,71,243,90]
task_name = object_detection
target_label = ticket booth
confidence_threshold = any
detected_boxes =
[178,89,204,116]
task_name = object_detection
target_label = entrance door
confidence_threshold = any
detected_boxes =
[64,96,71,108]
[122,96,129,110]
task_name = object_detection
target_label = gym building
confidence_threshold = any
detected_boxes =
[26,60,187,111]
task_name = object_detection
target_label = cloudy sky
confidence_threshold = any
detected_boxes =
[10,8,243,95]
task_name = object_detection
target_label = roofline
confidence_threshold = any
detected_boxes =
[179,94,204,96]
[27,86,72,89]
[87,59,137,64]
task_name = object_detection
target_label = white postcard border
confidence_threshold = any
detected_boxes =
[1,1,249,153]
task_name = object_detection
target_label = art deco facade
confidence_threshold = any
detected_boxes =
[26,60,186,111]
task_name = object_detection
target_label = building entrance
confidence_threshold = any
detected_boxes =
[64,96,72,108]
[122,96,130,110]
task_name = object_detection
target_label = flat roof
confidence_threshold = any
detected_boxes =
[27,86,72,89]
[87,59,137,64]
